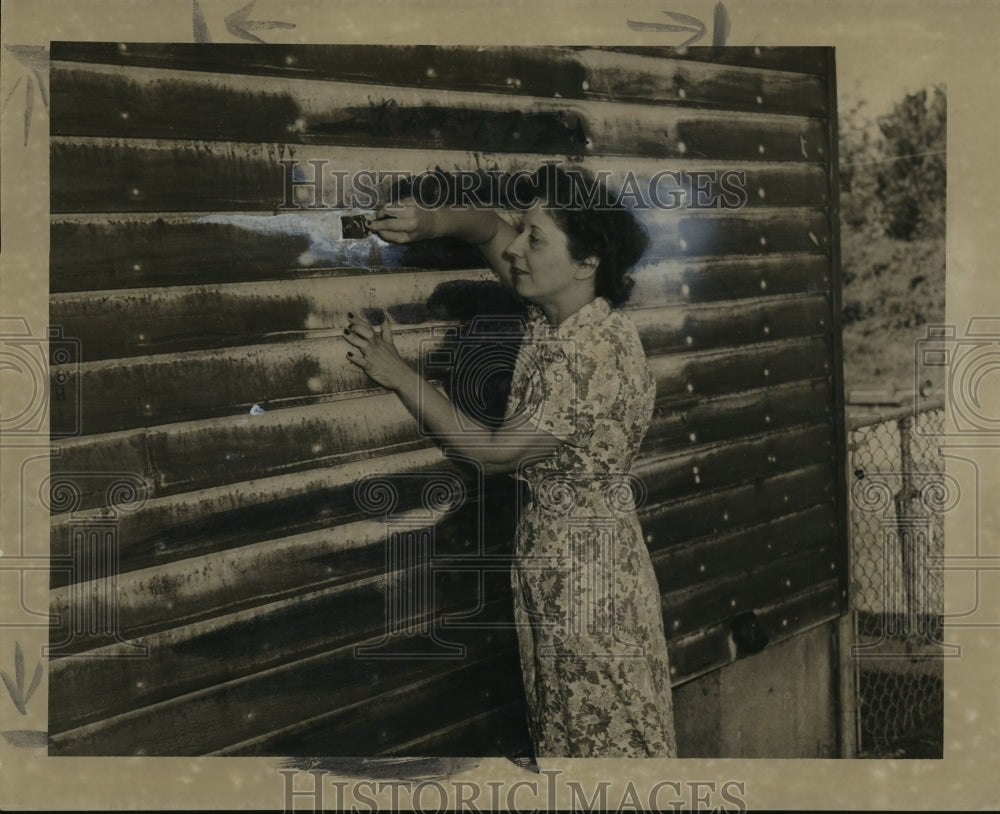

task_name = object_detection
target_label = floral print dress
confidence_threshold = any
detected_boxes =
[504,296,677,758]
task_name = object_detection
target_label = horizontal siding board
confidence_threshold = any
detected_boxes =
[376,702,527,757]
[49,585,515,734]
[633,294,831,354]
[606,47,829,75]
[633,254,830,305]
[53,254,830,362]
[51,513,422,642]
[50,207,830,292]
[638,423,835,505]
[49,436,150,505]
[640,463,836,553]
[664,209,831,258]
[48,421,835,582]
[49,619,519,756]
[51,502,512,642]
[50,396,482,515]
[51,45,827,115]
[127,396,426,496]
[660,543,836,638]
[645,377,833,450]
[50,447,454,570]
[554,48,827,114]
[219,655,524,757]
[51,580,840,754]
[49,213,484,292]
[49,62,828,162]
[51,335,387,436]
[50,139,296,214]
[54,44,829,78]
[50,213,330,293]
[50,138,828,216]
[57,581,842,750]
[53,296,831,435]
[50,270,498,362]
[650,336,833,404]
[651,502,838,593]
[51,376,831,515]
[52,336,833,472]
[667,580,841,684]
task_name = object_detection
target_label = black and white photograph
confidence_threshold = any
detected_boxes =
[0,0,995,810]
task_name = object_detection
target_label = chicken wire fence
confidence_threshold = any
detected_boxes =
[846,399,945,758]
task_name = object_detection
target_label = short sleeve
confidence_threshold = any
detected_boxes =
[509,333,625,446]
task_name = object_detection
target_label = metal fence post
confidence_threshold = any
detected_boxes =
[895,415,931,636]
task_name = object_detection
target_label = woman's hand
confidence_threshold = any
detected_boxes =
[343,311,414,391]
[370,198,501,247]
[369,199,442,244]
[343,310,559,473]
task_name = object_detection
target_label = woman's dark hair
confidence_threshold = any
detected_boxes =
[391,165,650,306]
[511,165,650,307]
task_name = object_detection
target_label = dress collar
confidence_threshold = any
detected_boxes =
[526,297,611,337]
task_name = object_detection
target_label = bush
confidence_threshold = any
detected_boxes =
[840,86,946,241]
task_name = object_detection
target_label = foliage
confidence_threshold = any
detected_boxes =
[840,232,945,390]
[839,86,946,391]
[840,86,946,241]
[876,87,946,239]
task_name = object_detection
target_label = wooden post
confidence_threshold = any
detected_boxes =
[837,433,859,758]
[836,613,859,758]
[826,47,857,759]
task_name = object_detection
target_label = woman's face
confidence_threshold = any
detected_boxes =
[503,203,595,309]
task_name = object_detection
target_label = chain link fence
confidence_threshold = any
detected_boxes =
[846,398,945,758]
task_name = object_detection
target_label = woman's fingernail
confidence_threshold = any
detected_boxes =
[347,311,354,318]
[344,327,350,334]
[347,351,353,357]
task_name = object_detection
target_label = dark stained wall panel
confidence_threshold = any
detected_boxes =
[48,45,846,757]
[51,44,828,112]
[666,579,841,682]
[52,376,832,509]
[49,619,521,756]
[50,139,830,214]
[48,62,829,162]
[51,205,830,292]
[53,294,831,435]
[52,254,829,361]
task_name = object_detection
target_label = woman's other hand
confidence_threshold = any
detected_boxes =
[344,311,413,391]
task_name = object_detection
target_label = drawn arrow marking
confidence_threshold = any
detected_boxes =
[225,0,296,43]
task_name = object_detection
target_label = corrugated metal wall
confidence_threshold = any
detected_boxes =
[48,44,846,756]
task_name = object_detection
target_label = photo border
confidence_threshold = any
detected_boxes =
[2,0,997,809]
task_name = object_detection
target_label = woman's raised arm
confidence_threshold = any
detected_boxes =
[369,200,519,291]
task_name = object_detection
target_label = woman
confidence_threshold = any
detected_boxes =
[344,167,676,758]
